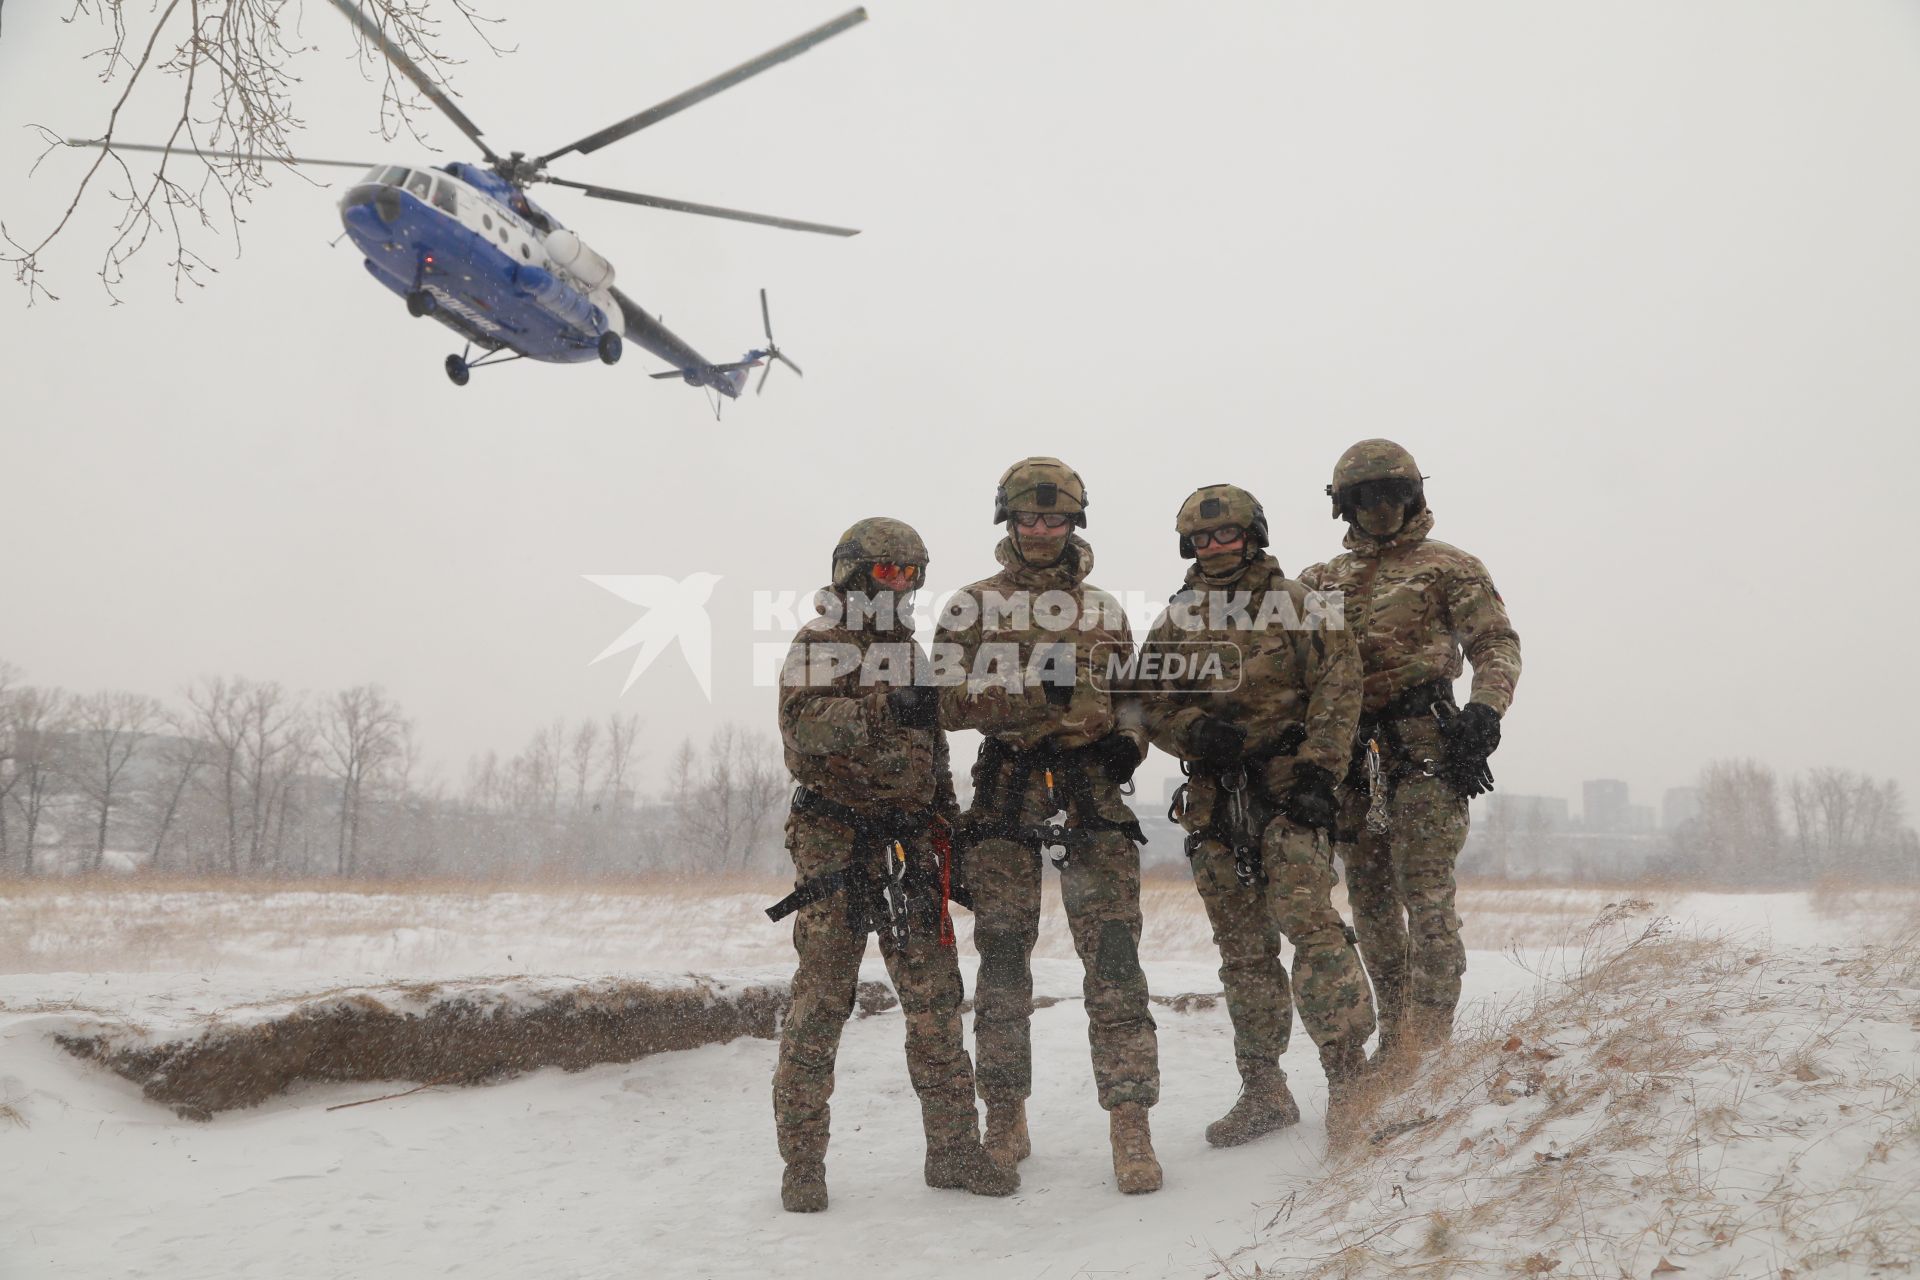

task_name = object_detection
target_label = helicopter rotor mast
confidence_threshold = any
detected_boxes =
[325,1,866,237]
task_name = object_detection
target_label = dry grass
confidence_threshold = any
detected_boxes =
[0,871,793,900]
[1215,903,1920,1280]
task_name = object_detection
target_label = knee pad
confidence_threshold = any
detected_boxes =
[1094,920,1142,984]
[976,932,1028,987]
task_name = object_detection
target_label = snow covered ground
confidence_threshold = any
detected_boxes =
[2,881,1914,1279]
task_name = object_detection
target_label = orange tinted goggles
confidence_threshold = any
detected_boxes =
[871,562,921,588]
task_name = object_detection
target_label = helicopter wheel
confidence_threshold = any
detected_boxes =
[598,331,623,365]
[445,354,471,387]
[407,290,436,318]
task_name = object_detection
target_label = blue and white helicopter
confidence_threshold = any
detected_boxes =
[71,1,866,397]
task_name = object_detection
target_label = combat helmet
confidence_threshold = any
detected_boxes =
[993,456,1088,527]
[1327,438,1427,520]
[831,516,929,587]
[1175,484,1269,558]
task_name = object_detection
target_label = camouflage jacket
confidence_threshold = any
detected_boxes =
[778,585,957,816]
[934,535,1147,757]
[1298,509,1521,717]
[1140,554,1360,827]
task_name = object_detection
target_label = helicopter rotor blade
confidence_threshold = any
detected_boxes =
[536,8,868,166]
[756,360,774,396]
[544,177,859,237]
[326,0,498,164]
[774,351,805,378]
[64,139,379,170]
[760,287,774,343]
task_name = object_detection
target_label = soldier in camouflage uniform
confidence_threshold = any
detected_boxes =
[934,458,1164,1194]
[1141,485,1374,1147]
[770,517,1018,1212]
[1299,441,1521,1070]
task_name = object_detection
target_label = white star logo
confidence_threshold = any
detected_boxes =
[584,572,722,699]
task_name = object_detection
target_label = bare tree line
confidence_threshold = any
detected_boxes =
[0,659,787,880]
[1673,757,1919,883]
[1471,754,1919,885]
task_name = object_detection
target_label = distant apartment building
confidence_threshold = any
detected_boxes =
[1464,777,1669,880]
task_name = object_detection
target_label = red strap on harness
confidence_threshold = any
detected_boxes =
[932,816,956,947]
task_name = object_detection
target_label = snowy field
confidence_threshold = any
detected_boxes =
[2,879,1916,1279]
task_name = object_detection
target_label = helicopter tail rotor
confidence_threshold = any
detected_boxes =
[754,288,804,395]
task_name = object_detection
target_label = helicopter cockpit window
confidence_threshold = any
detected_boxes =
[430,178,458,215]
[406,171,433,201]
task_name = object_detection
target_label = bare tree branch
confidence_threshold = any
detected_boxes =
[3,0,504,302]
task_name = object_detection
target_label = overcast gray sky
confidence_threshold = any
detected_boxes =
[4,1,1918,815]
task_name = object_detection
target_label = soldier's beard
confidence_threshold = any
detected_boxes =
[1354,502,1407,537]
[1013,530,1068,565]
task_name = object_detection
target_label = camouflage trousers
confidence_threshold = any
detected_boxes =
[1334,717,1472,1037]
[965,766,1159,1111]
[772,812,981,1165]
[1187,815,1376,1081]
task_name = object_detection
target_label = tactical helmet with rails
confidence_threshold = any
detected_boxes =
[993,456,1088,527]
[1175,484,1269,558]
[831,516,929,587]
[1327,438,1427,521]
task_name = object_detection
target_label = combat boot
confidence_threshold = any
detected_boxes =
[1406,1004,1453,1053]
[1367,1016,1423,1081]
[1321,1039,1376,1154]
[925,1139,1021,1197]
[781,1160,828,1213]
[983,1099,1030,1167]
[1204,1065,1301,1148]
[1109,1103,1163,1194]
[1368,1005,1404,1070]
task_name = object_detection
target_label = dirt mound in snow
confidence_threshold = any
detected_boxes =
[57,976,898,1120]
[1218,904,1920,1280]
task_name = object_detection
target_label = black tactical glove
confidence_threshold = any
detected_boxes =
[887,683,940,729]
[1447,702,1501,756]
[1280,762,1340,832]
[1439,702,1501,798]
[1187,715,1247,770]
[1093,733,1143,783]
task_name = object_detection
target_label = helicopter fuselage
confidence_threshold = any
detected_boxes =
[339,161,621,363]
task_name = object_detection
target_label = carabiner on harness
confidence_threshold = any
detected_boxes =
[1364,738,1391,835]
[883,839,911,944]
[1220,765,1263,887]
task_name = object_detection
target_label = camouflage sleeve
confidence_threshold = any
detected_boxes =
[1296,560,1328,591]
[778,631,883,756]
[932,728,959,817]
[1107,599,1149,760]
[1139,601,1207,759]
[1296,602,1362,776]
[921,639,960,817]
[1445,553,1522,716]
[933,589,1040,736]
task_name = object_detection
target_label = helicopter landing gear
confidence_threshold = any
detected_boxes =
[597,331,623,365]
[407,289,436,318]
[441,343,523,387]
